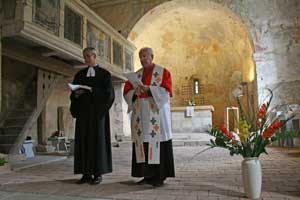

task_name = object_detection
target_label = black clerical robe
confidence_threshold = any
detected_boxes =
[70,66,114,175]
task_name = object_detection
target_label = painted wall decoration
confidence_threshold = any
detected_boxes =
[0,0,16,20]
[99,31,111,63]
[87,22,99,49]
[64,6,83,46]
[125,49,133,71]
[33,0,60,35]
[113,40,123,69]
[87,22,111,63]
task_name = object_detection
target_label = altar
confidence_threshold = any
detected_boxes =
[171,105,214,133]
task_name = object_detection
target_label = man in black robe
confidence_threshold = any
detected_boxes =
[70,47,114,185]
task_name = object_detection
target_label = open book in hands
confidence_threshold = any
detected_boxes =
[68,83,92,91]
[123,72,143,88]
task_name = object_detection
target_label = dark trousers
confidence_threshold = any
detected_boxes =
[131,140,175,180]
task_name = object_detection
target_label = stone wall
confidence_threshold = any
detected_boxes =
[92,0,300,125]
[45,77,74,140]
[1,57,129,147]
[45,77,130,143]
[171,106,213,133]
[1,56,36,116]
[97,0,257,126]
[244,0,300,107]
[1,56,38,140]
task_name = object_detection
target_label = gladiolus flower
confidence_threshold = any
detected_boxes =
[239,119,251,142]
[219,125,234,139]
[231,140,238,145]
[208,88,295,158]
[257,119,262,128]
[262,121,284,139]
[257,103,267,119]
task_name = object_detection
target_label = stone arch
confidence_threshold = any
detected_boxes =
[128,0,257,126]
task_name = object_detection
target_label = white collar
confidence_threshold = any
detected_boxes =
[86,66,96,77]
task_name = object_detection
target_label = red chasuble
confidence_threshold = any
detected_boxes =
[123,63,173,97]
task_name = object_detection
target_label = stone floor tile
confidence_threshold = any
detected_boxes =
[0,145,299,199]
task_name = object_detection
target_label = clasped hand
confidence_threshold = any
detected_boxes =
[74,85,92,98]
[135,84,149,95]
[74,89,87,98]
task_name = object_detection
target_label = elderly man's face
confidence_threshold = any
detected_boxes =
[83,52,96,66]
[139,50,153,68]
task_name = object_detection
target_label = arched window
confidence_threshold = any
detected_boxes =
[194,79,199,95]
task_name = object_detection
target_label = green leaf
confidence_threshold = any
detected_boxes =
[0,158,6,166]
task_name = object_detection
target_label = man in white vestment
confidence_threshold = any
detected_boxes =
[123,47,175,187]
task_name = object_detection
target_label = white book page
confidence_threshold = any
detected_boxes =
[123,72,143,88]
[68,83,91,91]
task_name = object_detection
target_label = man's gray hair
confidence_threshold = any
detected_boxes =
[83,47,97,56]
[139,47,154,56]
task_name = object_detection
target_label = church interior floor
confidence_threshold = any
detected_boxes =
[0,143,299,200]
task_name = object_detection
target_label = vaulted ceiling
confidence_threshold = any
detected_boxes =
[81,0,170,37]
[82,0,131,8]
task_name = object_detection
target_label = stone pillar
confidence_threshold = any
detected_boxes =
[121,83,131,137]
[22,0,32,22]
[36,109,47,152]
[253,52,265,105]
[57,106,75,139]
[110,82,123,142]
[37,109,46,145]
[57,107,65,133]
[110,82,131,143]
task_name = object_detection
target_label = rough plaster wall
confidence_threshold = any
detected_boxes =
[45,78,75,140]
[127,0,255,126]
[242,0,300,107]
[212,0,300,106]
[27,123,38,142]
[93,0,300,124]
[1,56,38,139]
[1,57,36,114]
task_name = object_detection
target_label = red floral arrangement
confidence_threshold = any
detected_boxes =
[209,89,295,158]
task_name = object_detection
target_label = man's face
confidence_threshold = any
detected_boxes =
[83,52,96,66]
[139,50,153,68]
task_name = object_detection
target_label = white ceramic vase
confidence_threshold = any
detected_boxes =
[241,157,262,199]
